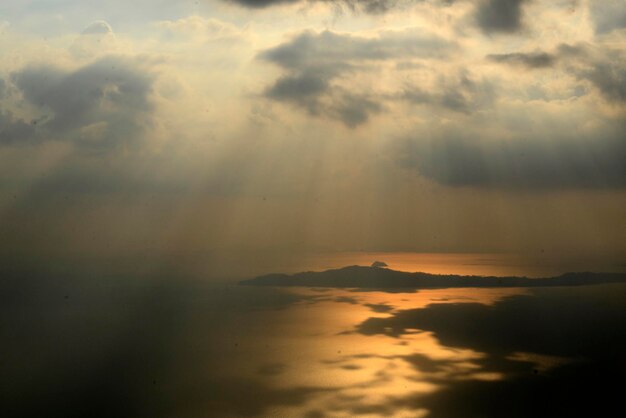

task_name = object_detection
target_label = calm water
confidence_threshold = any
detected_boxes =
[3,272,625,417]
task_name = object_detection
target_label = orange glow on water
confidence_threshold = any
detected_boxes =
[195,285,556,418]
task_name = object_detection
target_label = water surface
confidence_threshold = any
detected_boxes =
[3,276,625,417]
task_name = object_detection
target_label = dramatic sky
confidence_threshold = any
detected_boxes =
[0,0,625,279]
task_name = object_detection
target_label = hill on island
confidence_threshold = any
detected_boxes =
[240,265,626,290]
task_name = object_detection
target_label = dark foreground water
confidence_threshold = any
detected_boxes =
[2,275,625,417]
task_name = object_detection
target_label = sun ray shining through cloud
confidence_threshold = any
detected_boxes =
[1,1,625,417]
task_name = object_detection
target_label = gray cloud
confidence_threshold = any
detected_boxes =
[266,71,331,113]
[486,43,626,105]
[9,56,155,150]
[0,75,38,145]
[260,29,454,126]
[402,71,496,113]
[487,51,556,68]
[555,43,588,58]
[396,129,626,189]
[260,30,452,69]
[580,61,626,105]
[0,78,6,99]
[589,0,626,34]
[330,93,383,127]
[264,71,383,126]
[0,110,37,145]
[227,0,297,7]
[227,0,402,14]
[557,43,626,105]
[227,0,532,33]
[475,0,528,34]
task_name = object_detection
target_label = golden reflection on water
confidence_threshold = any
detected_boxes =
[208,286,558,418]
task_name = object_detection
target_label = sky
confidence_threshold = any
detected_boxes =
[0,0,625,279]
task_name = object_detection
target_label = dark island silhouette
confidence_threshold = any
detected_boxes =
[240,262,626,289]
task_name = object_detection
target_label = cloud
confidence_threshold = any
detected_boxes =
[156,16,244,42]
[485,43,588,70]
[485,43,592,69]
[265,72,329,107]
[8,56,156,150]
[401,70,496,113]
[485,43,626,105]
[558,44,626,105]
[396,129,626,189]
[226,0,297,7]
[265,72,383,126]
[475,0,528,34]
[486,51,556,68]
[0,110,37,145]
[580,61,626,105]
[226,0,403,14]
[397,41,626,183]
[259,29,454,126]
[82,20,114,35]
[589,0,626,34]
[260,29,452,69]
[0,78,7,99]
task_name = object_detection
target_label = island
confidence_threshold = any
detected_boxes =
[240,263,626,290]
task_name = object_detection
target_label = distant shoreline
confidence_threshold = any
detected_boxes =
[240,265,626,290]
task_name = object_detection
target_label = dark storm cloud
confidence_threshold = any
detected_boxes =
[259,30,453,126]
[589,0,626,34]
[6,56,155,150]
[475,0,529,33]
[397,129,626,189]
[486,51,556,68]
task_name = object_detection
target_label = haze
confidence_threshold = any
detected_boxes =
[1,2,625,417]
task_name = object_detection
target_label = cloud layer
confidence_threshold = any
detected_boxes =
[397,128,626,189]
[259,29,455,126]
[475,0,529,33]
[2,56,156,150]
